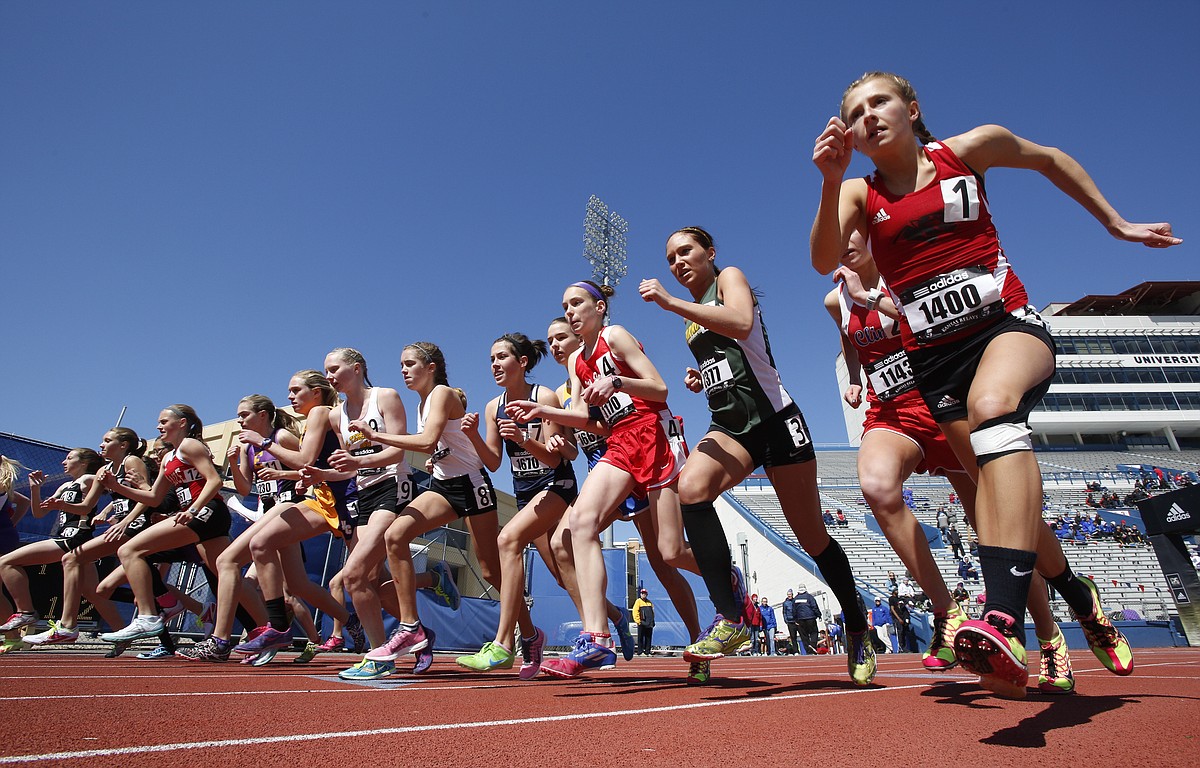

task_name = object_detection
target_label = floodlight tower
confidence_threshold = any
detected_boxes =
[582,195,629,300]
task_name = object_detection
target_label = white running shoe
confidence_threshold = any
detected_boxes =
[24,621,79,646]
[100,615,164,643]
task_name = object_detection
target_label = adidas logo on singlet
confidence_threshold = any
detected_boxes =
[872,208,891,225]
[1165,503,1192,523]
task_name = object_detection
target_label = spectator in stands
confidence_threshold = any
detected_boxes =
[793,584,821,654]
[822,509,835,526]
[898,576,916,600]
[1154,467,1166,488]
[870,597,892,653]
[632,588,655,656]
[758,597,778,655]
[888,590,909,652]
[952,582,970,607]
[936,508,950,544]
[1086,492,1097,508]
[816,629,832,654]
[835,509,847,527]
[782,589,799,654]
[948,525,965,560]
[958,557,978,582]
[886,571,898,592]
[746,593,763,655]
[825,619,844,652]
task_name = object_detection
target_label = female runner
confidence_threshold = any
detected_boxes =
[95,406,240,645]
[0,448,105,637]
[810,71,1176,696]
[233,372,366,663]
[176,394,300,662]
[829,232,1075,693]
[359,342,525,675]
[545,317,696,669]
[640,227,873,685]
[325,347,417,680]
[0,456,33,652]
[455,333,570,677]
[506,281,695,679]
[22,429,151,646]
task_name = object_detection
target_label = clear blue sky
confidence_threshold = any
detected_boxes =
[2,2,1195,496]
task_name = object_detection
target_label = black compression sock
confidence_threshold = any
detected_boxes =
[1044,564,1095,618]
[812,537,866,633]
[149,567,169,598]
[680,502,739,620]
[265,597,289,631]
[978,545,1037,645]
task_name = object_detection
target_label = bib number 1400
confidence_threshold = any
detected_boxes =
[917,282,983,327]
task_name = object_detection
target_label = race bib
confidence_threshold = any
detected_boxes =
[940,175,981,223]
[699,352,735,397]
[900,266,1004,343]
[351,444,384,478]
[253,479,278,497]
[658,410,686,450]
[112,498,131,516]
[174,486,194,507]
[578,429,605,456]
[510,454,544,478]
[599,392,636,425]
[864,349,916,401]
[785,414,811,450]
[397,477,415,506]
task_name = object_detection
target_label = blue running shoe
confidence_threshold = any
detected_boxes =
[540,633,617,679]
[427,561,461,611]
[613,609,635,662]
[233,626,293,656]
[339,658,395,680]
[137,645,173,660]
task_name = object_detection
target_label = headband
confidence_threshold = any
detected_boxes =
[570,282,604,301]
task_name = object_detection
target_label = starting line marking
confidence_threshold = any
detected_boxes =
[0,683,935,764]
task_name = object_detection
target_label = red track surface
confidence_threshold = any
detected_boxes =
[1,647,1197,766]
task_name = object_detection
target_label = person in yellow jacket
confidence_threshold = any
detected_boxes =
[631,588,655,655]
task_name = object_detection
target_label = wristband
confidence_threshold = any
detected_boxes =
[865,288,884,312]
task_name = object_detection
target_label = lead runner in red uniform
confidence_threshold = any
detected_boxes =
[811,71,1180,698]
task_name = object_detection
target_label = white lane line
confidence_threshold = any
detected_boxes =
[0,683,935,764]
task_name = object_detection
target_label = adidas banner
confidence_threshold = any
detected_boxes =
[1137,484,1200,536]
